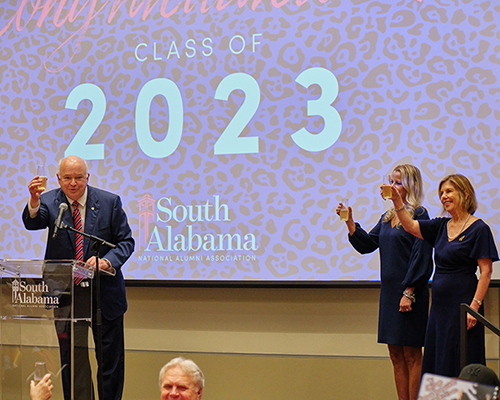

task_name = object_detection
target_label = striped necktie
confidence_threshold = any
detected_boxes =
[73,201,85,285]
[72,201,84,261]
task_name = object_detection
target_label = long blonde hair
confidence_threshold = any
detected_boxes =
[383,164,424,225]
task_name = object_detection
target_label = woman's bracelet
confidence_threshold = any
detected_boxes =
[403,289,416,303]
[395,205,405,212]
[473,297,482,306]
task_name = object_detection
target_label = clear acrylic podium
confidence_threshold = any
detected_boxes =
[0,259,95,400]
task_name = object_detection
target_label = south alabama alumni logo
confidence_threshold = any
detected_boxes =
[11,279,59,308]
[137,194,259,256]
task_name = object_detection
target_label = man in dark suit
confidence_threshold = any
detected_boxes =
[23,155,135,400]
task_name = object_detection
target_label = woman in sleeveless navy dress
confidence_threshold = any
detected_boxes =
[337,165,433,400]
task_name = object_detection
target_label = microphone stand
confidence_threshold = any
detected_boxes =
[59,221,115,400]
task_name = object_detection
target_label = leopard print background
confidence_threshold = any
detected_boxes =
[1,0,499,281]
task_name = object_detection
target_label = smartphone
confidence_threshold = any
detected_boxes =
[34,362,47,383]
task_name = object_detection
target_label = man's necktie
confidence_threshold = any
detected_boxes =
[73,201,84,285]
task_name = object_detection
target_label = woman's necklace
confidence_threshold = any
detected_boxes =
[447,213,471,240]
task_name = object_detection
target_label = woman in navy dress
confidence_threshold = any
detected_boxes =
[389,174,498,378]
[337,164,433,400]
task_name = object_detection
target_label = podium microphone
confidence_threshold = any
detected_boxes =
[53,202,68,238]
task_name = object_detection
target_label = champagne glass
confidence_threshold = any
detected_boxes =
[34,361,47,383]
[382,174,392,199]
[340,198,349,221]
[37,164,47,191]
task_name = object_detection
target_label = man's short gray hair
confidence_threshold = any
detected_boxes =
[158,357,204,392]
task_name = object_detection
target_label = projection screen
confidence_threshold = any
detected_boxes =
[1,0,500,283]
